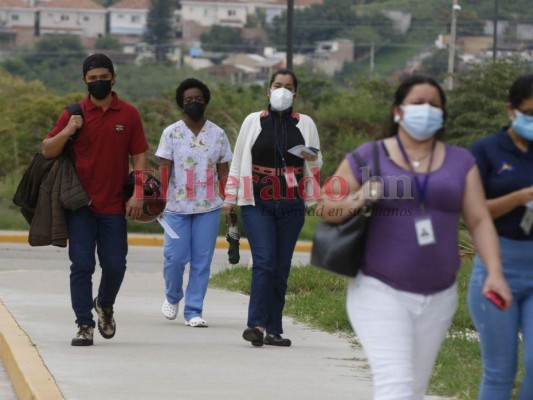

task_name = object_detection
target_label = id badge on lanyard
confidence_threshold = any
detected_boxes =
[284,167,298,188]
[395,136,437,246]
[414,216,436,246]
[411,164,436,246]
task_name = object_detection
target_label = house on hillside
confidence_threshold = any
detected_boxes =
[0,0,35,47]
[483,20,509,39]
[108,0,148,37]
[180,0,247,29]
[39,0,106,38]
[180,0,323,43]
[180,0,323,28]
[517,23,533,41]
[436,34,493,55]
[202,63,257,84]
[308,39,354,77]
[0,0,34,30]
[224,52,265,69]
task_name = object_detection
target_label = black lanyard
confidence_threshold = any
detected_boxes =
[395,135,436,212]
[272,116,287,170]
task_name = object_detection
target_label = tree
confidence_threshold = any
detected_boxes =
[418,49,453,80]
[446,59,532,147]
[200,26,242,53]
[1,34,86,93]
[145,0,176,62]
[95,34,122,51]
[245,9,266,29]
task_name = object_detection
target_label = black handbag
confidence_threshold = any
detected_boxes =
[310,141,380,277]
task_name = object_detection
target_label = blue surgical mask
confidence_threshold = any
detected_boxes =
[512,110,533,141]
[400,104,444,141]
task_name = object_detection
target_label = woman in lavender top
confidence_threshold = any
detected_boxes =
[318,75,511,400]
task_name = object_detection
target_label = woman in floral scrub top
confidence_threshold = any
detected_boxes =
[156,78,232,327]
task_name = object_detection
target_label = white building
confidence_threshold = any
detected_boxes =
[179,0,323,28]
[516,23,533,41]
[109,0,149,36]
[308,39,354,77]
[180,0,248,28]
[39,0,107,38]
[0,0,35,30]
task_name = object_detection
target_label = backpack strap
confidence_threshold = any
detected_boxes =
[65,102,84,143]
[65,102,83,118]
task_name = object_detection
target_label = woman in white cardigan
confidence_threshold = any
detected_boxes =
[224,69,322,347]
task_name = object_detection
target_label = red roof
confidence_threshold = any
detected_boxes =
[0,0,31,7]
[110,0,150,9]
[39,0,105,10]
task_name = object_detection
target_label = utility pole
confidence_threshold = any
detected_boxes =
[370,42,375,75]
[492,0,498,61]
[286,0,294,71]
[446,0,460,91]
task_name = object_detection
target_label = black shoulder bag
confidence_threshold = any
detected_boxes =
[310,141,380,277]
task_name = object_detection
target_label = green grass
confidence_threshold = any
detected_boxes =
[210,259,526,399]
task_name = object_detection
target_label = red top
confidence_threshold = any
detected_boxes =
[47,93,149,214]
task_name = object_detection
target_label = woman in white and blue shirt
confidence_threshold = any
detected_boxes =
[156,78,232,327]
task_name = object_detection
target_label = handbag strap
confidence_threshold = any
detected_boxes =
[351,140,380,181]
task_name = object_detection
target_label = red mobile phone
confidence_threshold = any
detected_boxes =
[486,290,506,310]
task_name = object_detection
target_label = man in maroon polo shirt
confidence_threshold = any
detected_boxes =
[42,53,149,346]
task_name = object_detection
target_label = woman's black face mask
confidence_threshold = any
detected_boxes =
[183,102,205,121]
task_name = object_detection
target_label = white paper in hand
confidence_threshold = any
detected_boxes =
[288,145,317,158]
[157,216,180,239]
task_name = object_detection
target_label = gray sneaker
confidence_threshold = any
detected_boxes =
[93,297,116,339]
[71,325,94,346]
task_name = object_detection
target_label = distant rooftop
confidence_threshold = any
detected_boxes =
[0,0,31,7]
[39,0,104,10]
[109,0,150,10]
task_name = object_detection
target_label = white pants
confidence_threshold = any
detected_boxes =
[347,273,457,400]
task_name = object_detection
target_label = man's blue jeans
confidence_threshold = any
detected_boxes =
[241,197,305,335]
[162,209,220,321]
[67,207,128,328]
[467,236,533,400]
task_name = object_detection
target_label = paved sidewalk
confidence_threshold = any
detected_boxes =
[0,235,453,400]
[0,241,374,400]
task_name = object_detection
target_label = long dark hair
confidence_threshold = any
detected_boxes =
[383,75,447,138]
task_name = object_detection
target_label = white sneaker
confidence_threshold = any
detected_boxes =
[184,317,208,327]
[162,299,178,320]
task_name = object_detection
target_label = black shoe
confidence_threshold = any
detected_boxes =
[242,327,264,347]
[94,297,116,339]
[264,334,291,347]
[71,325,94,346]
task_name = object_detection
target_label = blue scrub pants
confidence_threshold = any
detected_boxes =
[162,209,220,321]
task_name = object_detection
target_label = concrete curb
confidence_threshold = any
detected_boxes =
[0,300,64,400]
[0,231,313,254]
[0,230,309,399]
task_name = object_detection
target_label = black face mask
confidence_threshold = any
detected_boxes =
[183,102,205,122]
[87,79,112,100]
